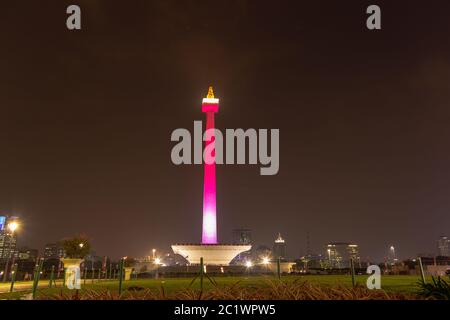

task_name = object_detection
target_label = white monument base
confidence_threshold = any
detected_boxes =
[61,258,84,289]
[171,244,251,265]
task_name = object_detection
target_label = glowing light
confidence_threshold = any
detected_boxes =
[79,243,84,248]
[202,211,217,243]
[274,233,285,243]
[246,261,253,268]
[155,258,161,265]
[206,86,215,98]
[262,257,270,265]
[202,97,219,104]
[7,222,19,233]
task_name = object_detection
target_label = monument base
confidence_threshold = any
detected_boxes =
[171,243,252,266]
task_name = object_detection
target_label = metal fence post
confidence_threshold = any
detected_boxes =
[277,257,281,280]
[9,264,18,292]
[200,257,204,292]
[32,258,44,299]
[49,265,55,288]
[350,258,356,287]
[118,258,124,295]
[418,257,426,284]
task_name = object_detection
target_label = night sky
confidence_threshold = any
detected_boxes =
[1,1,449,261]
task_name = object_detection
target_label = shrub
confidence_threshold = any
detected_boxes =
[38,279,420,300]
[418,276,450,300]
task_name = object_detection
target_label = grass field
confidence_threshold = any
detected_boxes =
[0,274,430,300]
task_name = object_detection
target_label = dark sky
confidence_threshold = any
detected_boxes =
[1,1,449,261]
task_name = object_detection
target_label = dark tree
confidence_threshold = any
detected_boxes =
[61,235,91,259]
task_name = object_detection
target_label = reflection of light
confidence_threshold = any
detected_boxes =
[262,257,270,265]
[246,261,253,268]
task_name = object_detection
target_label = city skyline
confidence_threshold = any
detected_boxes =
[2,212,448,263]
[1,1,450,261]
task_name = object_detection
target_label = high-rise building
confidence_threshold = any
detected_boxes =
[0,216,5,231]
[273,233,286,260]
[326,242,360,268]
[232,229,252,245]
[0,216,19,260]
[17,247,39,261]
[388,245,398,265]
[43,243,65,260]
[437,236,449,257]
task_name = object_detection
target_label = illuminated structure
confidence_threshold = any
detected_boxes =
[325,242,360,269]
[0,216,18,260]
[273,233,286,260]
[172,87,251,265]
[201,86,219,244]
[437,236,449,257]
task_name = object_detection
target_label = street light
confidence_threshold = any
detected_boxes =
[152,249,156,260]
[154,257,161,280]
[327,248,332,269]
[261,257,270,273]
[245,260,253,275]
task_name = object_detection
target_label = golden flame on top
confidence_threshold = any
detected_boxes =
[206,86,215,99]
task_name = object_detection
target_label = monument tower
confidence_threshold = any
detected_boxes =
[172,87,251,265]
[201,86,219,244]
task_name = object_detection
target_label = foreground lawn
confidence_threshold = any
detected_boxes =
[0,274,428,299]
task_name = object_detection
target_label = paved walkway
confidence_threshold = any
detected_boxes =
[0,280,63,293]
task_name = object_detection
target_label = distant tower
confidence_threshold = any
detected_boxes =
[273,233,286,260]
[201,86,219,244]
[306,231,311,256]
[232,229,252,245]
[388,245,397,265]
[437,236,449,257]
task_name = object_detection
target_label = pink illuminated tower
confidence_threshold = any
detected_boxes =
[171,87,251,265]
[201,86,219,244]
